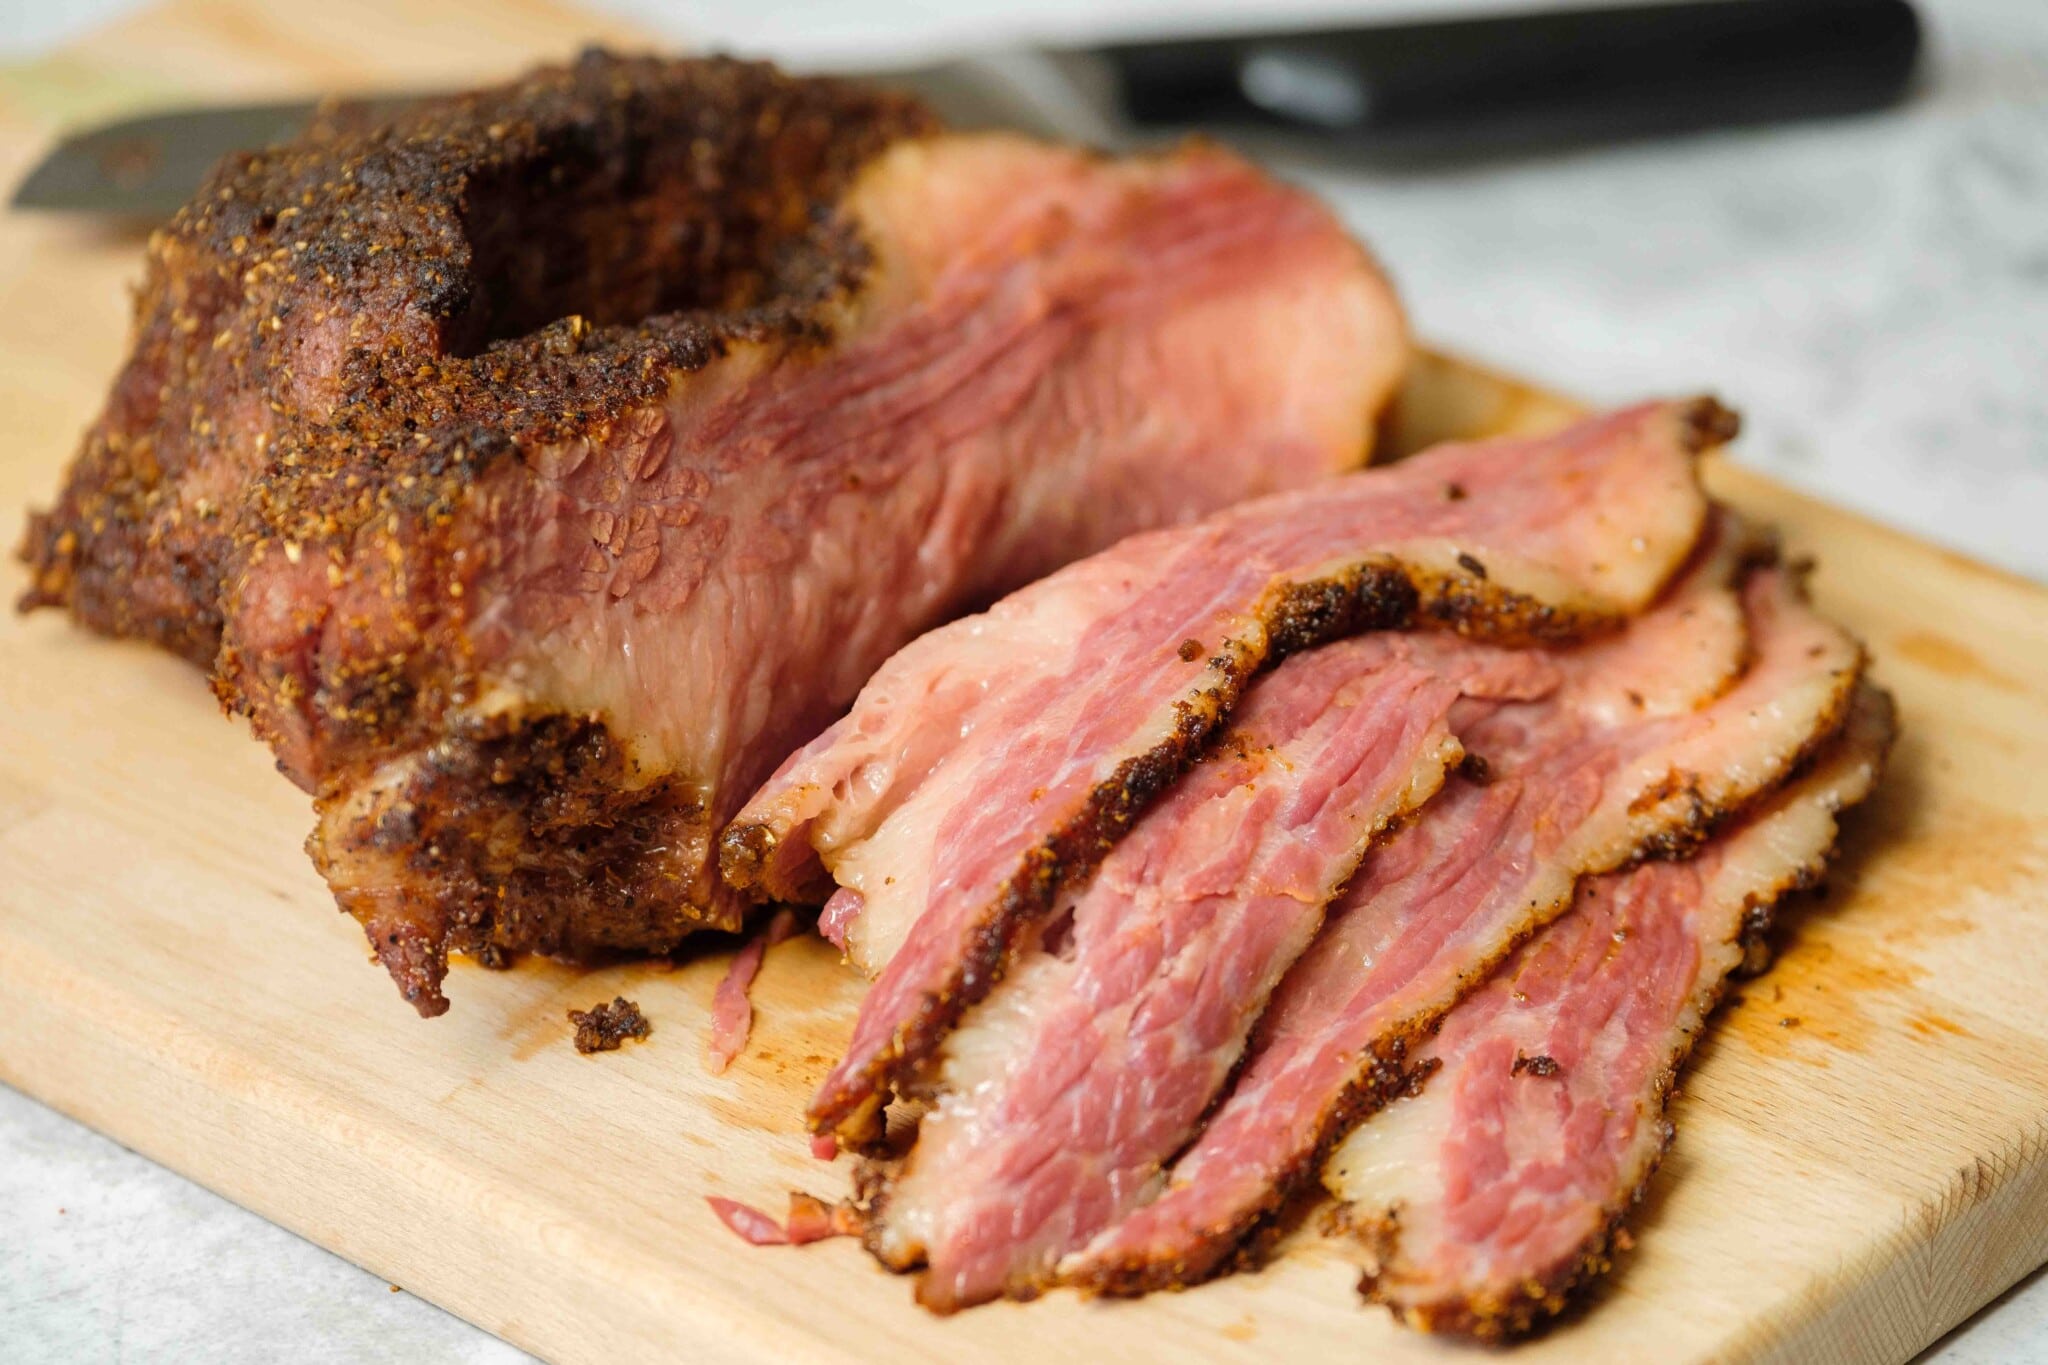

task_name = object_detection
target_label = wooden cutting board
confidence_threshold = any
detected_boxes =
[2,4,2045,1362]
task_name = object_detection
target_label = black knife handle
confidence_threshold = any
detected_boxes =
[1097,0,1922,155]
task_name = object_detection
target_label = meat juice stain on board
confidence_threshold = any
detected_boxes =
[0,769,52,833]
[1729,936,1920,1063]
[1890,630,2027,694]
[478,955,678,1063]
[1907,1012,1972,1040]
[474,925,862,1065]
[1720,708,2043,1068]
[1727,912,2024,1074]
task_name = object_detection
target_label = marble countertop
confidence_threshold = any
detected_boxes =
[3,0,2044,1361]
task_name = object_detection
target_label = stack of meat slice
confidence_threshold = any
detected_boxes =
[724,399,1890,1332]
[1326,684,1892,1338]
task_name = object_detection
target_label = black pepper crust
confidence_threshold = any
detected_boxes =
[19,50,933,672]
[803,558,1639,1144]
[314,711,712,1018]
[15,53,936,1012]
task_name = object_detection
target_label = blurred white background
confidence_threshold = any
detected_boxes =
[2,1,2045,1362]
[0,0,1742,61]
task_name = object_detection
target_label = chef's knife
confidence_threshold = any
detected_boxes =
[12,0,1921,219]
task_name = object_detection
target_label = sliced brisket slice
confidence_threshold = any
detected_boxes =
[869,636,1556,1309]
[18,53,1411,1014]
[724,402,1725,1144]
[1329,685,1893,1339]
[1065,563,1862,1293]
[864,513,1754,1310]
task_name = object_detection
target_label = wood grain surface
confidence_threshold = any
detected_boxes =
[1,4,2044,1362]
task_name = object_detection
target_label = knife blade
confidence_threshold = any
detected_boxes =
[11,0,1920,219]
[10,95,430,220]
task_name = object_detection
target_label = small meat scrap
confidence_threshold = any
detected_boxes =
[569,996,651,1054]
[708,908,798,1073]
[707,1192,864,1247]
[786,1192,865,1244]
[707,1196,789,1246]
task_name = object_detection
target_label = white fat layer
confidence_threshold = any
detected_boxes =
[1323,1077,1453,1255]
[873,949,1076,1264]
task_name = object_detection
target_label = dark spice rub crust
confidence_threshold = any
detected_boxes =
[315,712,701,1014]
[568,996,652,1054]
[19,51,930,663]
[22,47,1411,1015]
[16,53,933,1012]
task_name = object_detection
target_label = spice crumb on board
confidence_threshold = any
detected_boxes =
[568,996,651,1053]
